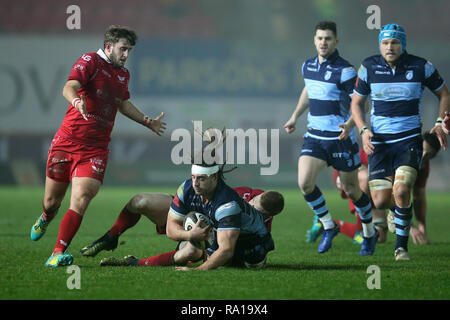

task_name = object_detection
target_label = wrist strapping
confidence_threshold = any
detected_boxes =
[143,115,153,127]
[359,126,369,136]
[72,98,81,107]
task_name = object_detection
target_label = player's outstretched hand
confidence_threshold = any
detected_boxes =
[410,226,430,245]
[149,112,167,136]
[175,266,194,271]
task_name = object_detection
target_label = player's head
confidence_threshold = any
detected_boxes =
[379,23,406,64]
[251,191,285,219]
[314,21,338,59]
[422,131,440,161]
[104,25,138,68]
[191,162,220,197]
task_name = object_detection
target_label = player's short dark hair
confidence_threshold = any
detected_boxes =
[315,21,337,37]
[104,25,137,47]
[260,191,284,217]
[423,131,441,153]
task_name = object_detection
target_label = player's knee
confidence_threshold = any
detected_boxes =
[369,179,393,209]
[394,166,417,190]
[173,241,204,265]
[128,193,150,213]
[43,196,62,212]
[298,179,314,195]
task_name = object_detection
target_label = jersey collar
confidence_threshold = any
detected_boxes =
[317,49,340,65]
[97,49,111,64]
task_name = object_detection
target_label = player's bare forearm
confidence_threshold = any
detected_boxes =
[284,87,309,133]
[436,85,450,118]
[293,87,309,119]
[119,100,145,125]
[195,247,234,271]
[413,187,427,226]
[350,94,367,131]
[166,213,190,242]
[62,80,82,104]
[195,229,238,270]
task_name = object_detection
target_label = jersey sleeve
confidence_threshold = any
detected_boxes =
[67,53,97,87]
[169,181,189,220]
[122,70,131,101]
[215,201,242,231]
[423,61,445,92]
[340,66,357,97]
[354,64,371,97]
[233,187,264,202]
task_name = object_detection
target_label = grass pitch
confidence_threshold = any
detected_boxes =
[1,186,449,300]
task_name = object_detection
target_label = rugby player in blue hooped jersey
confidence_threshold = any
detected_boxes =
[284,21,378,256]
[166,162,275,270]
[351,23,450,261]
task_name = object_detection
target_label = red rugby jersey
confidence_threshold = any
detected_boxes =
[57,49,131,149]
[233,186,273,231]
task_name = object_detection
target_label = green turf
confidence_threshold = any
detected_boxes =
[1,186,449,300]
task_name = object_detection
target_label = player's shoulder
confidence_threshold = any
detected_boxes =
[77,52,99,62]
[403,53,428,67]
[176,179,194,202]
[360,54,382,67]
[334,55,355,69]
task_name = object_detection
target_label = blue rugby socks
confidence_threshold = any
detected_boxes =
[394,204,412,251]
[353,193,375,238]
[304,186,335,230]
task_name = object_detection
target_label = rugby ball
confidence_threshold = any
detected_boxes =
[183,212,213,249]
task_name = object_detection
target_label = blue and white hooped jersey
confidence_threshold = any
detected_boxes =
[302,49,357,141]
[169,178,268,238]
[354,53,444,144]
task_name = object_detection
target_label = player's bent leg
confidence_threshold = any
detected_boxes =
[173,241,204,265]
[373,209,388,243]
[128,193,172,229]
[80,231,119,257]
[392,166,417,258]
[368,178,393,209]
[31,178,69,241]
[69,177,102,215]
[338,170,362,201]
[100,255,139,267]
[297,156,326,195]
[49,177,102,265]
[340,170,378,254]
[393,166,417,207]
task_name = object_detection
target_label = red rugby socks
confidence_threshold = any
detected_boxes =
[53,209,83,254]
[108,206,141,237]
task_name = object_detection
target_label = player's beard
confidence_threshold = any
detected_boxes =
[109,52,125,68]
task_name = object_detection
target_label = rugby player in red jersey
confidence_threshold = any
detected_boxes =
[79,186,284,267]
[30,25,167,267]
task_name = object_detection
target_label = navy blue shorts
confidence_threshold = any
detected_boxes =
[368,136,423,181]
[207,233,274,268]
[301,136,361,172]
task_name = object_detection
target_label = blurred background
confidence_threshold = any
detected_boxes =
[1,0,449,190]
